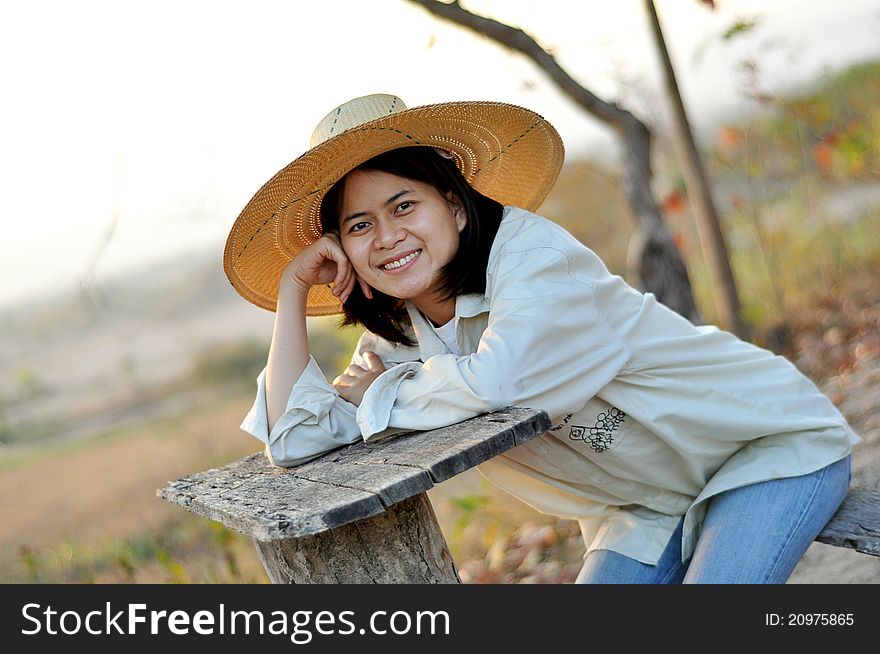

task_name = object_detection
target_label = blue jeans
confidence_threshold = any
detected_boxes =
[576,454,852,584]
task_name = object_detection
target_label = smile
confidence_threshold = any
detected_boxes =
[380,249,422,271]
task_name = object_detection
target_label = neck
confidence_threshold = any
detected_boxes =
[413,297,455,327]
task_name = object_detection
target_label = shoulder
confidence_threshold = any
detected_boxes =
[490,206,584,256]
[486,206,614,283]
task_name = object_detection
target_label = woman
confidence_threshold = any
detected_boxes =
[224,94,858,583]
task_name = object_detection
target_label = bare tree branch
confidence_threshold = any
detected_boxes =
[405,0,700,322]
[645,0,744,335]
[410,0,629,129]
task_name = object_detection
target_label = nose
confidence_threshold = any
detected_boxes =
[373,217,405,250]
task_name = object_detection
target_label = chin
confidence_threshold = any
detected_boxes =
[371,278,431,299]
[377,289,419,301]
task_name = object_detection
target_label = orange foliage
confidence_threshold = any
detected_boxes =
[718,125,743,149]
[661,189,686,214]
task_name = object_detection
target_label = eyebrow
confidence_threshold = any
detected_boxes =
[341,189,413,226]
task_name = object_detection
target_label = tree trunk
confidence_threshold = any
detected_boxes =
[644,0,745,335]
[254,493,460,583]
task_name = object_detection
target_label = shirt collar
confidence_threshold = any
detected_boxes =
[404,293,489,361]
[456,292,490,318]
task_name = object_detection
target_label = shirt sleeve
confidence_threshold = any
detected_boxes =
[356,245,633,439]
[239,356,359,467]
[240,332,417,467]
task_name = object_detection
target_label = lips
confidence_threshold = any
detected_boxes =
[379,249,422,271]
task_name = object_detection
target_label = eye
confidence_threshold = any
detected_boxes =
[349,221,370,233]
[395,201,414,213]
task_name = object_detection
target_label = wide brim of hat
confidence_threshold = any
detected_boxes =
[223,100,564,315]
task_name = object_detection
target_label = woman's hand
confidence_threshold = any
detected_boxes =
[333,351,387,406]
[281,232,372,304]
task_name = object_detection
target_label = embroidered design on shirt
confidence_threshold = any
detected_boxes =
[568,407,626,452]
[549,413,574,432]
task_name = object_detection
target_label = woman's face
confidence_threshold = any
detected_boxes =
[337,168,466,310]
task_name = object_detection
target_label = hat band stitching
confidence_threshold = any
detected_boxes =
[487,119,540,165]
[328,107,342,135]
[234,118,542,265]
[235,197,300,260]
[457,119,542,178]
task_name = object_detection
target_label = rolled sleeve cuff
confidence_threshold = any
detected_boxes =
[240,366,272,445]
[356,361,422,441]
[240,356,360,466]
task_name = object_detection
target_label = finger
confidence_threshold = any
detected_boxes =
[364,351,385,371]
[332,268,349,298]
[336,263,354,300]
[331,255,347,288]
[332,258,351,296]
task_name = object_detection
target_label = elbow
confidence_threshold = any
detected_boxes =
[468,372,550,416]
[462,359,525,413]
[469,378,516,414]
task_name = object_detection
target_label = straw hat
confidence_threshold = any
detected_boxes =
[223,93,565,315]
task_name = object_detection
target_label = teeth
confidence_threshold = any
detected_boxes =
[382,250,421,270]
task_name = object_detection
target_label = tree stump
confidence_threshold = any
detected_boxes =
[255,493,459,583]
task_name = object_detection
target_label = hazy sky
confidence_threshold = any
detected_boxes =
[1,0,878,309]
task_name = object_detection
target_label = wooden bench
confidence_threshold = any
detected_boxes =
[158,407,880,583]
[159,407,551,583]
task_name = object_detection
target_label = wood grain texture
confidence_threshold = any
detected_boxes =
[158,407,550,540]
[254,493,460,583]
[816,488,880,556]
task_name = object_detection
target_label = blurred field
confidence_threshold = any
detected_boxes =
[0,394,263,582]
[2,60,880,584]
[0,389,581,583]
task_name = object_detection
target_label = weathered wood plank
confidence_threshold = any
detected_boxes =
[356,407,552,482]
[159,453,386,540]
[157,407,550,540]
[290,457,434,508]
[816,488,880,557]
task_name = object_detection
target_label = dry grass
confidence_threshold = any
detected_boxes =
[0,395,265,582]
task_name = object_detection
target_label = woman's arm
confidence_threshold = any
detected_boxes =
[265,274,310,430]
[265,231,359,430]
[355,245,633,439]
[243,232,389,466]
[243,326,414,466]
[243,230,417,466]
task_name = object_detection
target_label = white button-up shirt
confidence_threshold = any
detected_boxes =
[242,206,859,565]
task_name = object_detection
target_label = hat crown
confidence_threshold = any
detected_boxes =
[310,94,407,148]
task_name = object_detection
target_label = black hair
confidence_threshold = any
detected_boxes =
[319,146,504,346]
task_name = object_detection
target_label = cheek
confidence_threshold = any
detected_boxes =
[341,243,368,274]
[340,242,355,260]
[446,226,463,254]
